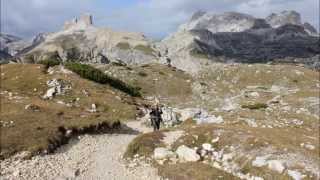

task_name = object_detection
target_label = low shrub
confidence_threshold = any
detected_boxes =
[189,49,209,59]
[134,45,155,56]
[38,59,61,69]
[138,71,148,77]
[64,62,141,97]
[116,42,131,50]
[241,103,268,110]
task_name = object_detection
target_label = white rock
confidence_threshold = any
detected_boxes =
[288,170,305,180]
[292,119,303,126]
[252,156,269,167]
[267,160,285,173]
[89,104,97,113]
[222,153,233,162]
[305,144,315,150]
[202,143,213,151]
[212,161,222,169]
[250,92,260,98]
[154,147,175,160]
[250,176,264,180]
[177,108,202,121]
[221,98,237,112]
[63,168,80,178]
[295,70,304,76]
[211,137,220,143]
[43,87,56,99]
[176,145,200,162]
[196,115,223,124]
[13,170,20,177]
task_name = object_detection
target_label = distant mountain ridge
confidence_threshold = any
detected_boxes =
[1,10,319,71]
[161,10,319,72]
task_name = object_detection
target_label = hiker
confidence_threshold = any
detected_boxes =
[150,105,163,131]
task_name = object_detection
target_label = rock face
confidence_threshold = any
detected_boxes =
[266,10,318,36]
[63,14,93,30]
[189,25,318,62]
[0,50,12,63]
[0,33,48,63]
[161,10,319,72]
[0,33,22,58]
[266,11,302,28]
[0,33,22,50]
[18,14,158,65]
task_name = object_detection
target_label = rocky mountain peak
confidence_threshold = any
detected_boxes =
[190,10,206,21]
[179,11,261,34]
[303,22,318,35]
[63,13,93,30]
[266,10,302,28]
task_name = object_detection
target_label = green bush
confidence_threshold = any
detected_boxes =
[189,50,209,59]
[116,42,131,50]
[64,63,141,97]
[38,59,61,69]
[138,71,148,77]
[134,45,155,56]
[241,103,268,110]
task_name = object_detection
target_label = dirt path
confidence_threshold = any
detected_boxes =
[0,121,161,180]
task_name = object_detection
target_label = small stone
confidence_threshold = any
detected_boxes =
[13,170,20,177]
[249,92,260,98]
[202,143,213,151]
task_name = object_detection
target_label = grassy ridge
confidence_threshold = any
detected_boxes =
[64,62,141,97]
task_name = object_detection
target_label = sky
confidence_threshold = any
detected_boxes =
[1,0,319,39]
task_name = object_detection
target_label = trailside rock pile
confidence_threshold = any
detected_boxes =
[43,79,71,100]
[138,106,224,127]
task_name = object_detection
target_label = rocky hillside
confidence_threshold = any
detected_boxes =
[161,10,319,72]
[0,33,47,64]
[14,14,159,66]
[125,63,320,180]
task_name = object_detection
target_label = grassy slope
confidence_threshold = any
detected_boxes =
[0,64,137,158]
[97,63,194,107]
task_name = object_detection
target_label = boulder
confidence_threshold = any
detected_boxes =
[154,147,175,160]
[176,145,200,162]
[267,160,285,173]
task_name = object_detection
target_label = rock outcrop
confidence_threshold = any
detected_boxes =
[63,14,93,31]
[265,10,318,36]
[19,14,158,65]
[161,10,319,72]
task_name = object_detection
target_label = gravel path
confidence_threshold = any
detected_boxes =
[0,121,161,180]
